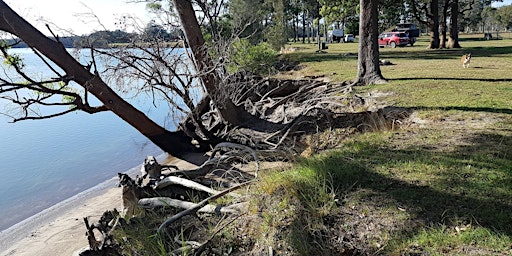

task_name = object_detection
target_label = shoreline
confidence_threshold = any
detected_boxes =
[0,153,174,256]
[0,175,118,253]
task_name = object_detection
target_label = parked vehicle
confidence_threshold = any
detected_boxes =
[392,23,420,46]
[344,34,355,42]
[378,32,409,48]
[328,29,344,43]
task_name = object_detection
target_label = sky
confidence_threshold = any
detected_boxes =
[3,0,512,36]
[4,0,152,36]
[494,0,512,7]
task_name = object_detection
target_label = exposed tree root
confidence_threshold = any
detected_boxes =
[80,75,413,255]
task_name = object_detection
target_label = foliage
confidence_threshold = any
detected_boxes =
[379,0,406,32]
[227,0,267,44]
[496,4,512,30]
[227,39,278,75]
[73,30,138,48]
[319,0,358,26]
[142,23,174,41]
[2,52,23,68]
[264,0,289,51]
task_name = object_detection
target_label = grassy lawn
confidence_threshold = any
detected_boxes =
[114,34,512,255]
[253,34,512,255]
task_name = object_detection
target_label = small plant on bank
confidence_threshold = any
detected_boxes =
[227,39,278,75]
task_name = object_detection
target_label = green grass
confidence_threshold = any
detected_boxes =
[252,34,512,255]
[113,34,512,255]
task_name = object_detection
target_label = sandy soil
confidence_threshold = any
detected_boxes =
[0,154,201,256]
[0,184,121,256]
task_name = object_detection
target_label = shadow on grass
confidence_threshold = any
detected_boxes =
[379,45,512,60]
[293,130,512,253]
[409,106,512,115]
[287,52,357,63]
[388,77,512,83]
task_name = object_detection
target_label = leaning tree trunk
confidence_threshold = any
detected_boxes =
[172,0,284,133]
[0,1,202,160]
[447,0,461,48]
[352,0,386,86]
[173,0,246,127]
[427,0,440,49]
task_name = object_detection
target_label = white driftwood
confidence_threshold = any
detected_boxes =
[138,197,241,214]
[154,176,222,195]
[157,180,253,235]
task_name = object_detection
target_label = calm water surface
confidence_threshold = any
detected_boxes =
[0,48,177,231]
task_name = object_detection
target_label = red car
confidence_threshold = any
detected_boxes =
[378,32,409,48]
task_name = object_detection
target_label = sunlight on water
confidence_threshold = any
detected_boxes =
[0,48,184,230]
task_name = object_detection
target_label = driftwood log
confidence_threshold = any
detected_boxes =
[157,179,253,235]
[138,197,244,214]
[82,142,260,254]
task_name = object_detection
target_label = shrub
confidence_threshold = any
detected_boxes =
[228,39,278,75]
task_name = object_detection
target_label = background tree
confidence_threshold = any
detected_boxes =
[319,0,359,33]
[379,0,407,33]
[143,22,172,41]
[447,0,461,48]
[227,0,267,44]
[460,0,485,32]
[408,0,441,49]
[482,6,498,33]
[352,0,386,86]
[265,0,289,50]
[496,4,512,31]
[440,0,451,48]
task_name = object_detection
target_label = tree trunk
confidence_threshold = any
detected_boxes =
[447,0,461,48]
[440,0,450,48]
[172,0,284,133]
[427,0,440,49]
[302,10,306,44]
[296,15,300,43]
[0,1,202,161]
[172,0,251,127]
[352,0,386,86]
[293,15,297,42]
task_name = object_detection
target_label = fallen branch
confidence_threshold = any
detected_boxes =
[154,176,222,195]
[138,197,243,214]
[157,179,253,235]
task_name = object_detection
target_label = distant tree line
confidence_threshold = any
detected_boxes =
[6,23,183,48]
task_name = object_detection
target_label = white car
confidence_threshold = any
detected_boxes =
[344,34,355,42]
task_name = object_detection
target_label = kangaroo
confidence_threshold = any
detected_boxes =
[461,53,471,68]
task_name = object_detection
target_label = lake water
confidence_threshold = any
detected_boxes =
[0,48,178,231]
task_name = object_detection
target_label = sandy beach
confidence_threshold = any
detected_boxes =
[0,184,121,256]
[0,155,200,256]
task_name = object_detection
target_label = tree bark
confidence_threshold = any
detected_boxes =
[408,0,441,49]
[172,0,284,132]
[352,0,386,86]
[302,8,306,44]
[447,0,461,48]
[0,1,202,160]
[173,0,247,126]
[440,0,450,48]
[428,0,440,49]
